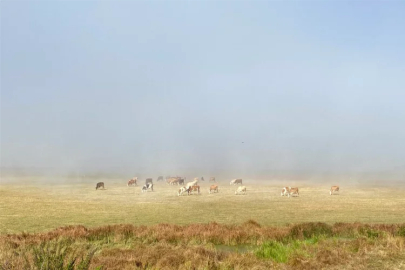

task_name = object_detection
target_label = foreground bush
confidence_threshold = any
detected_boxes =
[1,221,405,269]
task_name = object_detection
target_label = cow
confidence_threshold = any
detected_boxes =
[141,183,153,193]
[166,176,178,184]
[169,178,180,185]
[201,177,205,181]
[128,177,138,186]
[145,178,153,185]
[288,187,299,198]
[157,176,164,182]
[178,186,189,196]
[188,185,200,195]
[208,184,218,194]
[178,178,185,185]
[235,186,247,195]
[186,179,198,188]
[330,186,339,195]
[281,187,291,196]
[230,179,242,185]
[96,182,104,190]
[209,177,216,182]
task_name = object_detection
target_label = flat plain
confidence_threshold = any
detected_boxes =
[1,176,404,234]
[1,176,405,269]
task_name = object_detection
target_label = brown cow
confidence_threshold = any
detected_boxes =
[169,178,180,185]
[288,187,299,198]
[128,177,137,186]
[208,185,218,194]
[96,182,104,190]
[330,186,339,195]
[188,185,200,195]
[209,177,216,182]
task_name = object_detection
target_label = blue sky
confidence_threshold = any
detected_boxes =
[1,1,405,177]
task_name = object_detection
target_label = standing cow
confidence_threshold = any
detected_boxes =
[208,185,219,194]
[96,182,104,190]
[330,186,339,195]
[178,178,185,185]
[145,178,153,185]
[157,176,164,182]
[128,177,138,186]
[186,179,198,189]
[230,179,242,185]
[209,177,216,182]
[189,185,200,195]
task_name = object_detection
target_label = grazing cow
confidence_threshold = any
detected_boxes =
[157,176,164,182]
[235,186,247,195]
[127,177,138,186]
[145,178,153,185]
[186,179,198,188]
[141,183,153,193]
[178,186,189,196]
[209,177,216,182]
[96,182,104,190]
[330,186,339,195]
[288,187,299,198]
[230,179,243,185]
[281,187,291,196]
[208,185,219,194]
[189,185,200,195]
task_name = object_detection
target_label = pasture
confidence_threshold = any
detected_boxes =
[1,176,405,269]
[1,176,404,234]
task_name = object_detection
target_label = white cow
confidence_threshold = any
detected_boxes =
[186,179,198,189]
[235,186,247,195]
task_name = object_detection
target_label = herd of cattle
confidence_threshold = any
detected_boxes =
[95,176,340,197]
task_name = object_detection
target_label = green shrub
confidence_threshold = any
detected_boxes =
[255,241,291,263]
[397,226,405,237]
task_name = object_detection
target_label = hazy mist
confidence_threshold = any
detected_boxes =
[1,1,405,180]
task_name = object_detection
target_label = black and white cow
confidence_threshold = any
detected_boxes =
[141,183,153,193]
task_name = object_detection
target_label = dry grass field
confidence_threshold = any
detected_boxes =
[1,176,405,234]
[1,176,405,269]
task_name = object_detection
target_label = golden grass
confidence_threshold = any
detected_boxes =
[0,178,405,233]
[1,222,405,269]
[1,176,405,234]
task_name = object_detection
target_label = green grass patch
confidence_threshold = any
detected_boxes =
[255,237,320,263]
